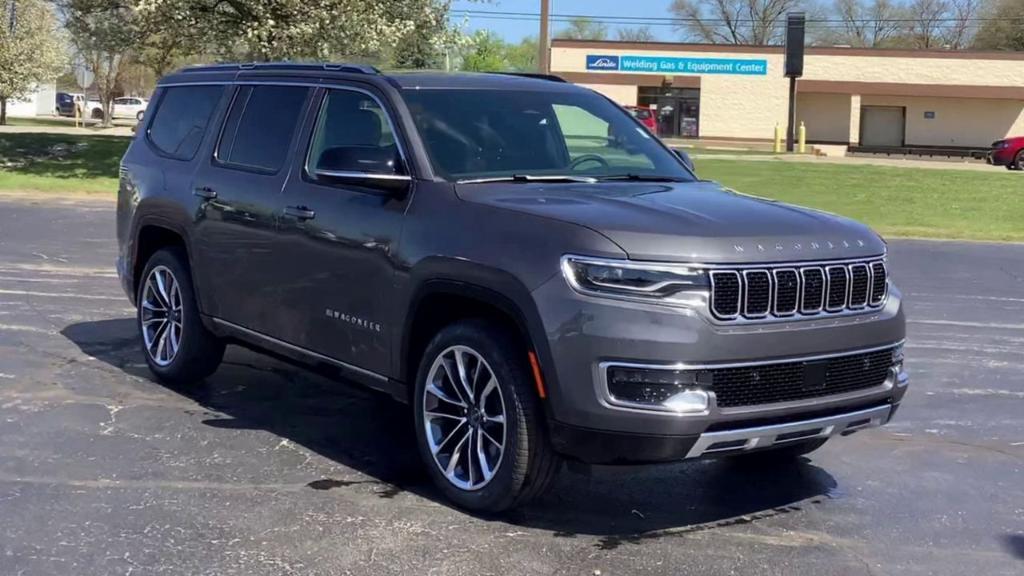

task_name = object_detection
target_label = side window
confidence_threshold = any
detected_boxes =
[147,85,224,160]
[306,89,404,176]
[215,85,309,173]
[552,104,656,172]
[114,98,126,105]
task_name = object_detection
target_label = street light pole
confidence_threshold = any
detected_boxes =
[538,0,550,73]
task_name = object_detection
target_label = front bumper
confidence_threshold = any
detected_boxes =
[551,400,900,464]
[530,273,908,462]
[988,149,1014,166]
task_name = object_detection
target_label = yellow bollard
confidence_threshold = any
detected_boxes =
[798,121,807,154]
[773,124,783,153]
[74,104,81,128]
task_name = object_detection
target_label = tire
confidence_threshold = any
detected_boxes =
[413,319,560,513]
[137,247,225,386]
[728,438,828,465]
[136,110,144,121]
[1014,150,1024,171]
[91,108,104,120]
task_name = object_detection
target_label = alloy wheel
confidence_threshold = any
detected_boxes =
[422,345,507,491]
[140,265,183,367]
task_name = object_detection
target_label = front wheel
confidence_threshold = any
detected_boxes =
[136,110,144,121]
[1014,151,1024,171]
[413,320,559,512]
[137,247,224,385]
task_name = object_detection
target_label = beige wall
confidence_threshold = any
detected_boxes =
[860,95,1024,147]
[796,93,854,143]
[551,44,1024,145]
[579,83,637,106]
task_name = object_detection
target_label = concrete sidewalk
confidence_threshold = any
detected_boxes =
[693,151,1006,172]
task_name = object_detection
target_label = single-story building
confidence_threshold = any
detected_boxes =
[4,82,58,118]
[550,39,1024,149]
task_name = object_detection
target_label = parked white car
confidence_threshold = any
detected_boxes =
[86,97,149,121]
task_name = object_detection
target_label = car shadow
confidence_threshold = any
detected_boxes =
[1003,533,1024,561]
[61,317,839,541]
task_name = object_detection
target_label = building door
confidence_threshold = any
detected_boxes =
[860,106,905,147]
[639,87,700,139]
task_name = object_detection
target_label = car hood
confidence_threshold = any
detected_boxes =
[455,180,885,263]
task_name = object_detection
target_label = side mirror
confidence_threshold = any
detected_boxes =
[672,148,695,172]
[312,145,411,196]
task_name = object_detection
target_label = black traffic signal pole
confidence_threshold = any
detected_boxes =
[784,12,805,153]
[786,77,797,152]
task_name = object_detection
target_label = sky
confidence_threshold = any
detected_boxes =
[450,0,679,43]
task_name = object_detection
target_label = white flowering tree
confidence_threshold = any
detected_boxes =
[0,0,65,125]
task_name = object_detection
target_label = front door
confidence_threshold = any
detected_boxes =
[190,83,313,335]
[270,86,411,376]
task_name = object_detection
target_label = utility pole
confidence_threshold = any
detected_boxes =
[538,0,550,73]
[7,0,16,34]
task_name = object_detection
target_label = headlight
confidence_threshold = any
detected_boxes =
[561,256,709,303]
[994,140,1008,149]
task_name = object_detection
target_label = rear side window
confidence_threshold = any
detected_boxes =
[147,85,224,160]
[216,85,309,173]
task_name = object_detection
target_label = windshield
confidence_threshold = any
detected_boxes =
[402,88,694,183]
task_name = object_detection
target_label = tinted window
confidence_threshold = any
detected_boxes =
[216,85,309,173]
[306,89,403,176]
[148,85,224,160]
[403,89,688,181]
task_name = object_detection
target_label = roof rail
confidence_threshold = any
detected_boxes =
[497,72,567,83]
[178,62,380,75]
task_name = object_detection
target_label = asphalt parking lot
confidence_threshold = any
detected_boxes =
[0,196,1021,575]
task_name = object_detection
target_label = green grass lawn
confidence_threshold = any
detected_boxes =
[695,158,1024,242]
[0,132,129,194]
[0,131,1020,242]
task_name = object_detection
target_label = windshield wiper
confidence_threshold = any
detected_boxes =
[599,174,690,182]
[457,174,598,184]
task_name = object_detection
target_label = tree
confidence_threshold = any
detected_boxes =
[616,26,657,42]
[973,0,1024,50]
[57,0,151,127]
[823,0,907,47]
[0,0,65,125]
[670,0,808,44]
[505,37,538,72]
[460,31,508,72]
[555,17,609,40]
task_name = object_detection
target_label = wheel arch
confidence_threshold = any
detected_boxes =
[131,217,192,302]
[398,273,558,406]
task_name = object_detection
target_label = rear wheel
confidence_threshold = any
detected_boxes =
[413,320,559,512]
[91,108,104,120]
[136,110,144,121]
[137,247,224,385]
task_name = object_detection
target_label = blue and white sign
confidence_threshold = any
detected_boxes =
[586,54,768,76]
[586,55,620,70]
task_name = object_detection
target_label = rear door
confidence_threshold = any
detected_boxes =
[189,83,313,335]
[268,85,413,375]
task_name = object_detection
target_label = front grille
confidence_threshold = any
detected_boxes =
[709,258,887,321]
[710,347,894,408]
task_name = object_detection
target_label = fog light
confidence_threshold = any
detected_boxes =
[663,389,710,414]
[607,366,713,407]
[892,344,907,387]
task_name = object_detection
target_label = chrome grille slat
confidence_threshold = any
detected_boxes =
[709,258,888,322]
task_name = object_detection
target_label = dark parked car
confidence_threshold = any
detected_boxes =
[117,64,908,512]
[988,136,1024,170]
[56,92,85,117]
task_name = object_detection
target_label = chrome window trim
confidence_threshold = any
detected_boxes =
[741,269,771,319]
[772,268,800,316]
[313,169,413,182]
[302,85,411,182]
[824,265,850,312]
[800,267,826,314]
[595,340,903,416]
[709,270,742,320]
[848,263,870,309]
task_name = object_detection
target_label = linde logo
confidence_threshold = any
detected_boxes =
[585,55,620,70]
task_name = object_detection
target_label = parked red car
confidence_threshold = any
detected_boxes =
[988,136,1024,170]
[625,105,657,134]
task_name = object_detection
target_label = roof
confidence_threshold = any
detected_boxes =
[160,63,579,91]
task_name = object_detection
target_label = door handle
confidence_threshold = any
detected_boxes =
[284,206,316,220]
[193,186,217,200]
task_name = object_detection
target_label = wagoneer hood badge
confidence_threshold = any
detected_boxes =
[456,180,885,263]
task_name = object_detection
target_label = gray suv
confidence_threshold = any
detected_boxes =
[116,64,907,512]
